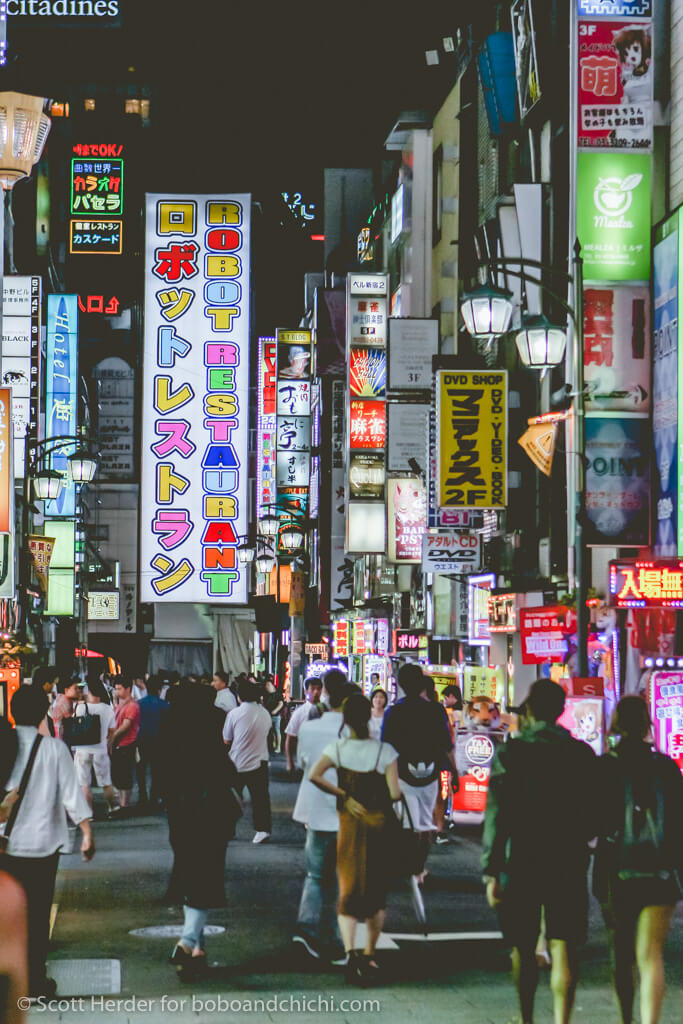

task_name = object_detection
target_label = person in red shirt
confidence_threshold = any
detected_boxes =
[108,679,141,815]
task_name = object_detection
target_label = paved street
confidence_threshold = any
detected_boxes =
[31,760,683,1024]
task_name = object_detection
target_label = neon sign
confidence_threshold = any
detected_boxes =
[70,219,122,255]
[71,157,123,215]
[610,560,683,608]
[78,295,120,314]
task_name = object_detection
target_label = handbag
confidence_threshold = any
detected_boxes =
[63,706,101,748]
[0,735,43,854]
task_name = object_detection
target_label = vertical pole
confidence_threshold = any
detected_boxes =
[573,242,588,678]
[567,0,579,594]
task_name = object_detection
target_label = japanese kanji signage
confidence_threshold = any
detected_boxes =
[653,211,680,556]
[422,530,481,575]
[576,152,651,280]
[520,605,577,664]
[387,478,426,563]
[349,400,386,449]
[141,194,251,603]
[28,535,55,594]
[45,295,78,517]
[0,390,11,532]
[257,337,277,521]
[578,20,653,150]
[437,371,508,509]
[70,219,123,255]
[71,156,123,214]
[277,380,310,415]
[584,285,650,411]
[650,671,683,773]
[349,347,386,398]
[333,619,349,657]
[585,414,649,545]
[349,453,385,499]
[609,560,683,608]
[87,591,120,620]
[2,275,41,478]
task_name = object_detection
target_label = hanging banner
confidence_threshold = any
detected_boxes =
[585,414,650,545]
[387,478,427,563]
[0,390,11,533]
[45,295,79,518]
[28,535,55,593]
[437,370,507,509]
[518,421,558,476]
[578,20,653,151]
[584,285,651,411]
[141,194,251,603]
[576,152,651,281]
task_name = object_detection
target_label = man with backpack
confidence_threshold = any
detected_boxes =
[381,664,458,884]
[482,678,597,1024]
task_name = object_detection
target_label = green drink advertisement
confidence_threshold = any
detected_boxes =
[577,153,651,281]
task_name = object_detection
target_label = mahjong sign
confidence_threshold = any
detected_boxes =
[577,153,651,280]
[141,194,250,603]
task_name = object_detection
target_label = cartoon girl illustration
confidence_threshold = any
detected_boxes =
[612,25,652,144]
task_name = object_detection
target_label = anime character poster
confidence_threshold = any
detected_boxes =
[578,21,653,150]
[558,696,605,755]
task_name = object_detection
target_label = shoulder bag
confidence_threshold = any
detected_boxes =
[63,706,101,747]
[0,735,43,854]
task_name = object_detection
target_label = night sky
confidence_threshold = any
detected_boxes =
[6,0,466,195]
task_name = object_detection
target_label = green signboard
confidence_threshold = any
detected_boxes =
[577,152,651,282]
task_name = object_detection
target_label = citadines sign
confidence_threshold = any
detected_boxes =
[8,1,120,17]
[577,152,651,281]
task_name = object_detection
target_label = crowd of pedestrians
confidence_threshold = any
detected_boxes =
[0,661,682,1024]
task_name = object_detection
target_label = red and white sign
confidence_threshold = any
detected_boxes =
[333,619,349,657]
[422,530,481,574]
[610,560,683,608]
[349,400,386,449]
[520,605,577,665]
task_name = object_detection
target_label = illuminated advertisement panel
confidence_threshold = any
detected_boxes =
[45,295,78,517]
[2,275,41,478]
[609,559,683,608]
[71,156,124,215]
[141,194,251,603]
[653,212,679,556]
[277,379,311,415]
[387,477,427,563]
[69,219,123,255]
[0,390,11,532]
[277,328,312,380]
[349,400,386,449]
[257,337,276,521]
[650,671,683,773]
[349,347,386,398]
[468,573,496,646]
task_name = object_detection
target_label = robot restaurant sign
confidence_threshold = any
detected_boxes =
[141,194,251,604]
[609,560,683,608]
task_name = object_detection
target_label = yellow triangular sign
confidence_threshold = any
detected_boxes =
[518,423,557,477]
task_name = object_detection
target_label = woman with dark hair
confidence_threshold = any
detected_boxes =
[309,692,400,982]
[157,682,241,978]
[368,689,388,741]
[595,696,683,1024]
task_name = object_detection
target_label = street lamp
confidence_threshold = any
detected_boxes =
[237,540,256,565]
[258,513,279,538]
[32,469,64,501]
[255,553,275,574]
[515,315,567,372]
[0,92,51,191]
[280,526,304,552]
[460,282,514,341]
[67,449,98,484]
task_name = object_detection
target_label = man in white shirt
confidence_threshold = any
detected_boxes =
[285,677,323,771]
[1,685,94,999]
[291,670,349,965]
[212,670,237,716]
[223,680,272,843]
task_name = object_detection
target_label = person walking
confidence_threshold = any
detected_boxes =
[368,688,388,741]
[264,677,284,754]
[211,670,237,717]
[49,677,80,741]
[0,686,94,999]
[135,676,169,809]
[285,677,323,772]
[381,663,458,884]
[291,669,348,965]
[108,678,141,814]
[72,677,117,815]
[594,696,683,1024]
[157,682,241,978]
[223,679,273,843]
[482,678,597,1024]
[309,691,400,983]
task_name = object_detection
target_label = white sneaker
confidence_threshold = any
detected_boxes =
[252,831,271,844]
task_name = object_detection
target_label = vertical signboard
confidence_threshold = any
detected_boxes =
[257,337,277,521]
[141,194,251,603]
[650,671,683,773]
[387,478,427,563]
[584,414,650,546]
[93,356,135,480]
[0,390,12,533]
[330,380,351,609]
[45,295,78,518]
[653,212,679,556]
[2,276,41,477]
[436,370,508,509]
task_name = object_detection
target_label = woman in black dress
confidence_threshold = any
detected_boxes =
[158,681,241,977]
[594,696,683,1024]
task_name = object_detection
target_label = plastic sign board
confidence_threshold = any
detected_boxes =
[653,211,680,557]
[387,478,427,563]
[88,591,120,620]
[71,156,123,214]
[422,530,481,574]
[609,559,683,607]
[576,152,651,280]
[2,276,41,478]
[333,619,349,657]
[141,194,251,603]
[0,390,11,532]
[388,318,439,390]
[520,605,576,663]
[69,219,123,255]
[650,671,683,773]
[349,347,386,398]
[349,400,385,449]
[437,371,507,509]
[395,629,428,653]
[276,329,312,380]
[468,573,496,646]
[584,285,651,413]
[45,295,78,517]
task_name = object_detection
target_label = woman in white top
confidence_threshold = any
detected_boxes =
[368,688,388,741]
[310,691,400,983]
[72,678,117,814]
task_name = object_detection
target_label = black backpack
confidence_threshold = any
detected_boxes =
[616,771,679,889]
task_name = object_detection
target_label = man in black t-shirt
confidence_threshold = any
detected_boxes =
[382,664,458,880]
